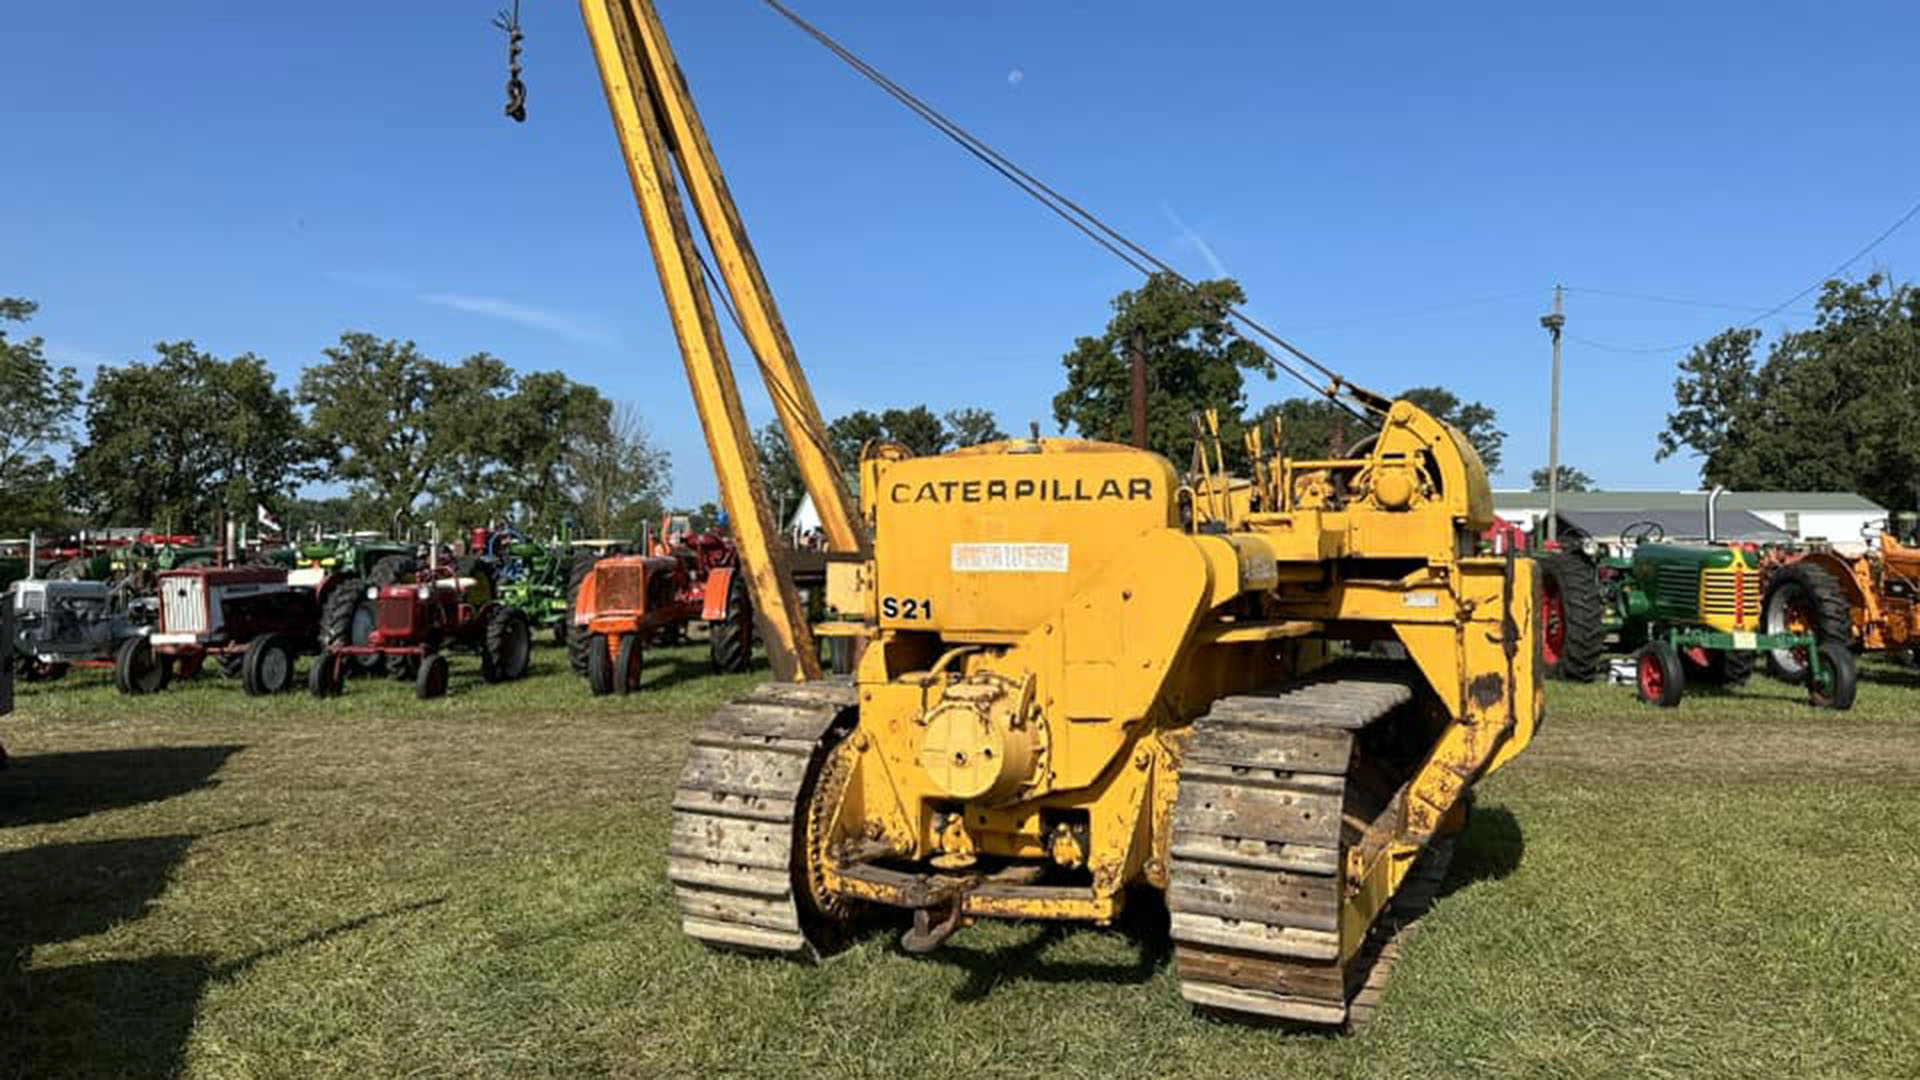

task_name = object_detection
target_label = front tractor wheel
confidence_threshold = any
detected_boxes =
[1808,641,1859,710]
[1635,641,1685,708]
[242,634,296,696]
[309,652,345,698]
[1762,562,1851,682]
[614,633,645,695]
[114,637,171,696]
[415,653,450,700]
[586,633,615,696]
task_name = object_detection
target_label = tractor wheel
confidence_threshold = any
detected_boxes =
[370,555,417,587]
[709,574,754,675]
[1635,641,1685,708]
[242,634,296,696]
[1762,562,1851,682]
[1680,646,1754,686]
[217,652,246,680]
[482,606,533,683]
[23,659,70,683]
[566,550,602,677]
[1808,641,1859,710]
[114,636,169,696]
[309,652,345,698]
[321,576,380,677]
[614,633,645,695]
[1533,553,1606,682]
[415,652,450,700]
[586,634,616,696]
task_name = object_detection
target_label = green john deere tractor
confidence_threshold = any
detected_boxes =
[479,524,575,647]
[1538,522,1856,709]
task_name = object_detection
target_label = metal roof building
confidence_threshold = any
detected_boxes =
[1491,491,1887,545]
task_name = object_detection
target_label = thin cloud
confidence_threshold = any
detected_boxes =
[1164,205,1229,279]
[417,292,618,348]
[45,342,110,371]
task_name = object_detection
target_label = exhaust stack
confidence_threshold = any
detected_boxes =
[1705,485,1726,544]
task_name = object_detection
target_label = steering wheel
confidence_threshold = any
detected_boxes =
[1620,520,1665,546]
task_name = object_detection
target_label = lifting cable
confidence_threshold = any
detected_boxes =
[755,0,1381,420]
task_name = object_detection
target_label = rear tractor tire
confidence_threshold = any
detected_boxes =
[709,575,753,675]
[1635,641,1685,708]
[321,575,379,677]
[1762,562,1851,683]
[1681,646,1753,686]
[482,605,533,684]
[1533,552,1606,682]
[566,550,601,677]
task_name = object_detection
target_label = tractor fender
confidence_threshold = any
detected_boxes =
[1787,552,1871,618]
[701,567,735,622]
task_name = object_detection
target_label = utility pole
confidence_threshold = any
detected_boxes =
[1539,285,1566,545]
[1129,324,1148,449]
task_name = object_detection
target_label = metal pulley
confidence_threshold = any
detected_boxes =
[493,1,527,122]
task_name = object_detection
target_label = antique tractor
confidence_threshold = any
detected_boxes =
[121,566,322,695]
[309,560,531,700]
[568,515,751,695]
[288,533,420,676]
[1763,524,1919,678]
[474,524,575,647]
[7,578,148,681]
[1608,530,1856,708]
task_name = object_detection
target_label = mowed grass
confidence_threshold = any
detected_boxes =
[3,644,1919,1080]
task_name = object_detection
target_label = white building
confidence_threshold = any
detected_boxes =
[1491,490,1889,546]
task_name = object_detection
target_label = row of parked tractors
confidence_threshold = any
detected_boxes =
[4,515,756,700]
[1531,518,1920,710]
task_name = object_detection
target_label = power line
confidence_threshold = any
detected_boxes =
[754,0,1380,420]
[1562,285,1810,315]
[1566,194,1920,355]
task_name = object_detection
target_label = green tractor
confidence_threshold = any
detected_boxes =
[1538,522,1856,709]
[473,524,576,647]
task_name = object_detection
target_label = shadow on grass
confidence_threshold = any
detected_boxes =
[0,745,245,829]
[918,890,1172,1004]
[1442,803,1525,899]
[0,830,446,1080]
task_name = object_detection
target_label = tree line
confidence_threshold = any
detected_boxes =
[0,301,669,538]
[1659,273,1920,513]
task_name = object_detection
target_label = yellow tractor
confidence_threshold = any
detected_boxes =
[563,0,1541,1027]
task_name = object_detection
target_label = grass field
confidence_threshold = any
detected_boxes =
[4,644,1918,1079]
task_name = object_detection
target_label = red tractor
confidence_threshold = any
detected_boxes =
[568,514,752,695]
[118,566,322,696]
[309,561,532,700]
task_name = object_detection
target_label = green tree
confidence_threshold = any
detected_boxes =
[1246,397,1354,460]
[300,333,514,529]
[944,407,1008,448]
[570,401,671,538]
[1053,273,1273,464]
[70,342,322,531]
[1658,275,1920,510]
[0,298,83,533]
[1531,464,1594,493]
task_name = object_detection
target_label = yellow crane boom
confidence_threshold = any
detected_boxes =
[577,0,862,680]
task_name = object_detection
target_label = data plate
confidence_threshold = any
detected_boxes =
[950,543,1070,573]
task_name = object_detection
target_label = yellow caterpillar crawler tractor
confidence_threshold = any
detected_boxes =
[564,0,1542,1027]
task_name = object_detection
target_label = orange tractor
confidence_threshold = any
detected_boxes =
[568,514,754,695]
[1764,526,1920,677]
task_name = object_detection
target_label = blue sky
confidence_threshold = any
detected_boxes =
[8,2,1919,502]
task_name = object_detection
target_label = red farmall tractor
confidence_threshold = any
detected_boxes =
[309,557,532,700]
[568,514,752,695]
[119,566,322,696]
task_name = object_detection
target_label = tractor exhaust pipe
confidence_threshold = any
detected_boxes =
[1705,484,1726,544]
[26,531,37,580]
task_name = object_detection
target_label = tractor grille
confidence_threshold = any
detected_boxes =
[1700,566,1760,630]
[161,578,208,635]
[593,564,649,614]
[378,592,419,638]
